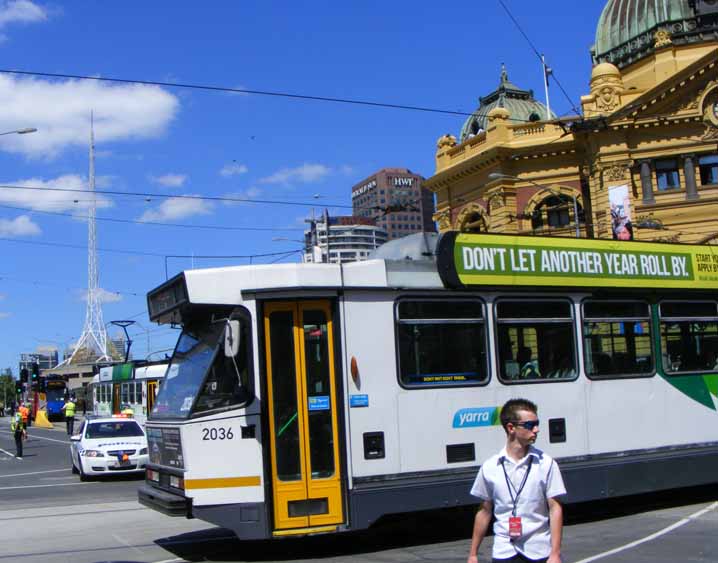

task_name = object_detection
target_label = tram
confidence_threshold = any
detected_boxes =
[139,232,718,540]
[42,375,68,421]
[91,361,167,425]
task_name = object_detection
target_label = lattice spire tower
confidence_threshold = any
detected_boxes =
[67,114,111,364]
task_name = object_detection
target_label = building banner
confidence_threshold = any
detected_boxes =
[436,232,718,290]
[609,184,634,241]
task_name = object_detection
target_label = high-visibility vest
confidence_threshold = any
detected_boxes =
[10,414,22,433]
[121,407,134,417]
[64,401,76,417]
[19,406,28,422]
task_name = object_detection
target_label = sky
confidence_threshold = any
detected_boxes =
[0,0,608,373]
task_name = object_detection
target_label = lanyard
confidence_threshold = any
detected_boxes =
[501,456,533,517]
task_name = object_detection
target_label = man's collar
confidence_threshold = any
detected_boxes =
[498,445,541,465]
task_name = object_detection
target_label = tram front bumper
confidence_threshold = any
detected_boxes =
[138,483,192,518]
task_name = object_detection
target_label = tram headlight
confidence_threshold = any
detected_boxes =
[83,450,105,458]
[169,475,184,489]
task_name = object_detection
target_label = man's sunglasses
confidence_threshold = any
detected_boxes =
[512,420,540,430]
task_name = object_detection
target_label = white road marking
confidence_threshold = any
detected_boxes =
[112,532,147,559]
[573,501,718,563]
[0,446,18,458]
[0,468,69,478]
[0,429,70,444]
[0,481,96,491]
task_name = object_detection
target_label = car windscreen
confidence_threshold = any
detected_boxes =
[151,323,223,419]
[85,421,144,439]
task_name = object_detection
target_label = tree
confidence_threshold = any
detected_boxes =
[0,369,17,408]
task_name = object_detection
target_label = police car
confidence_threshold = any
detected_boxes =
[70,416,149,480]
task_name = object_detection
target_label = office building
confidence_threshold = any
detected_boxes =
[352,168,436,241]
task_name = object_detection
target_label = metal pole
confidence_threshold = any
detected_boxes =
[572,195,580,238]
[542,54,551,121]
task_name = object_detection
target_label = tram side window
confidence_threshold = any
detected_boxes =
[194,316,253,413]
[583,301,653,378]
[496,300,576,382]
[121,383,130,406]
[396,299,487,387]
[660,301,718,374]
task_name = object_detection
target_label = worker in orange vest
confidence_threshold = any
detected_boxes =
[18,402,29,430]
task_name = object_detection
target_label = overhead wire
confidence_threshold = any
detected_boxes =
[0,235,312,263]
[0,68,539,124]
[0,203,305,232]
[496,0,581,116]
[0,181,421,217]
[0,182,355,210]
[0,272,142,296]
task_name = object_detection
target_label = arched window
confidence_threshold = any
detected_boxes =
[462,211,488,233]
[531,195,583,230]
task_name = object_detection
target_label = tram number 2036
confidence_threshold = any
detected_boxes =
[201,427,234,441]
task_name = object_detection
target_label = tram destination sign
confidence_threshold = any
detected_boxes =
[436,232,718,290]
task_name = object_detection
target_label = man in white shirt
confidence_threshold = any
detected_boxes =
[467,398,566,563]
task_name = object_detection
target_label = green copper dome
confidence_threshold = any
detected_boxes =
[459,66,555,143]
[593,1,715,68]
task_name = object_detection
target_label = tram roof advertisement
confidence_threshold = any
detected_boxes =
[436,232,718,290]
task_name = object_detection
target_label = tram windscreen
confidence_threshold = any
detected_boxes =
[151,323,223,418]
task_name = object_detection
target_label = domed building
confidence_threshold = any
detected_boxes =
[593,0,717,69]
[425,0,718,244]
[459,66,556,142]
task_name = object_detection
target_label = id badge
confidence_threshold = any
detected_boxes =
[508,516,522,540]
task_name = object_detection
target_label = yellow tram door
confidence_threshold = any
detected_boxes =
[146,381,158,414]
[112,383,121,414]
[264,301,344,533]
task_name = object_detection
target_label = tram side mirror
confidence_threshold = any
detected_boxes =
[224,320,241,357]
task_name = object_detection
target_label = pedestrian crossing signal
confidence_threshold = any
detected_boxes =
[20,368,28,382]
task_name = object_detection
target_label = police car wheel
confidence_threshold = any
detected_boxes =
[78,459,91,482]
[71,461,79,474]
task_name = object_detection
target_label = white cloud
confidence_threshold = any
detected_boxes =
[150,173,187,188]
[0,214,40,236]
[0,174,113,212]
[222,186,263,206]
[79,287,123,304]
[96,288,122,303]
[219,163,248,177]
[0,1,47,28]
[0,293,5,300]
[0,311,11,319]
[0,74,179,158]
[225,84,250,97]
[139,196,213,222]
[259,163,331,186]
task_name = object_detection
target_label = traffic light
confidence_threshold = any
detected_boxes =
[20,368,28,383]
[15,380,23,393]
[31,362,39,379]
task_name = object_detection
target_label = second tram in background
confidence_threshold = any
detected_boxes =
[90,361,167,425]
[43,375,68,421]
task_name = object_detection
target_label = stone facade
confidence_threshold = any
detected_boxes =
[425,21,718,245]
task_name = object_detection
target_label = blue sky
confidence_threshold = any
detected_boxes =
[0,0,607,372]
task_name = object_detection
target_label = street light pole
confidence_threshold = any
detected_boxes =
[488,173,580,238]
[110,320,136,363]
[0,128,37,136]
